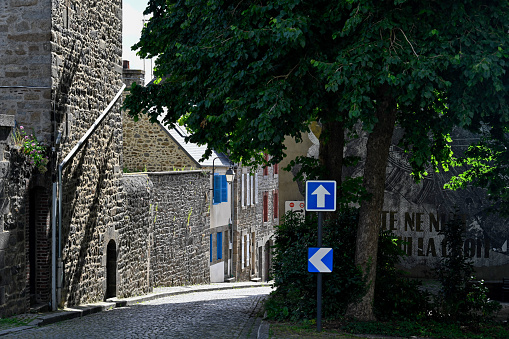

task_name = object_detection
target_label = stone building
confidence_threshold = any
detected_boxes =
[122,66,278,283]
[0,0,125,317]
[232,159,278,282]
[0,0,275,318]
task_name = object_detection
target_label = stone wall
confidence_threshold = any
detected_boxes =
[0,0,54,316]
[233,164,278,282]
[118,174,153,298]
[52,0,124,307]
[120,171,210,291]
[0,149,32,317]
[122,114,198,173]
[0,0,52,141]
[148,171,210,286]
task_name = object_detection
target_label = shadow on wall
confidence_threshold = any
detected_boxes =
[53,41,81,138]
[61,134,113,307]
[0,150,32,317]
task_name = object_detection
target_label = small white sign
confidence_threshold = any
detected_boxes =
[285,201,305,218]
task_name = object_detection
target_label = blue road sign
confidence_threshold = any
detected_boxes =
[305,180,336,211]
[308,248,333,273]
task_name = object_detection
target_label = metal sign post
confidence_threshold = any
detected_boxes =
[306,180,336,333]
[317,211,323,332]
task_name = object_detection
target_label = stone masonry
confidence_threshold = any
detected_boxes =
[53,0,124,308]
[148,171,210,286]
[1,0,124,316]
[121,65,199,172]
[0,149,32,317]
[233,162,278,282]
[121,171,210,293]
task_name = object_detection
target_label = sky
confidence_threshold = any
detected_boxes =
[123,0,152,83]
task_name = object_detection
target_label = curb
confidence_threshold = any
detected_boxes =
[0,282,272,337]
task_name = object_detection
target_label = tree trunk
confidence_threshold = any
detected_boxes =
[346,93,397,321]
[319,120,344,208]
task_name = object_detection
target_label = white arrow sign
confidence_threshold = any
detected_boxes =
[312,185,330,208]
[309,248,332,273]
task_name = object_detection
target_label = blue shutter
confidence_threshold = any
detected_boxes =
[213,174,221,204]
[221,175,228,203]
[210,234,213,262]
[217,232,223,259]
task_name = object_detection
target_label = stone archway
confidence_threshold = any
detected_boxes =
[105,240,117,300]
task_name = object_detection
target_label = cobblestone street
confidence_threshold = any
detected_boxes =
[5,287,272,339]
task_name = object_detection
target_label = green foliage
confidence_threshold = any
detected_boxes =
[446,133,509,217]
[374,232,431,320]
[283,155,368,207]
[12,125,48,173]
[265,210,365,321]
[266,211,430,322]
[125,0,508,173]
[433,213,501,323]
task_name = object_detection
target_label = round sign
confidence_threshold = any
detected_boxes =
[300,203,305,208]
[289,202,295,208]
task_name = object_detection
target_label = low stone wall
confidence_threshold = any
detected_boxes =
[118,175,153,298]
[121,171,210,293]
[148,171,210,286]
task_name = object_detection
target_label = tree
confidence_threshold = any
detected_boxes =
[124,0,509,320]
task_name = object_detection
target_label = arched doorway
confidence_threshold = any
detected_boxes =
[105,240,117,300]
[264,240,271,282]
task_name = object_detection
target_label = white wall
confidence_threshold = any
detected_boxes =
[210,168,232,229]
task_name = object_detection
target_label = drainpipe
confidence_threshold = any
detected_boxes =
[51,182,57,311]
[51,84,125,309]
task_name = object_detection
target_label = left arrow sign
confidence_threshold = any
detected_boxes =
[308,248,333,273]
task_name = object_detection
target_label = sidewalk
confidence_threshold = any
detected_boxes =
[0,281,273,338]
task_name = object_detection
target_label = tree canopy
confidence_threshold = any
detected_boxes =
[125,0,509,320]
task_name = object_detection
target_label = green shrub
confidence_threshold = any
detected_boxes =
[374,231,431,320]
[433,213,501,323]
[266,209,431,322]
[265,209,365,321]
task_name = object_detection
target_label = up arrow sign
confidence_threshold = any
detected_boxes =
[312,185,330,208]
[305,180,336,211]
[308,248,333,273]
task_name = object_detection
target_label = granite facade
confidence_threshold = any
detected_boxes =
[233,163,278,282]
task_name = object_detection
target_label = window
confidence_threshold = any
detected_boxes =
[273,190,279,219]
[241,173,245,207]
[213,174,228,204]
[247,174,251,206]
[254,173,259,204]
[246,233,250,267]
[217,232,223,260]
[263,192,269,222]
[274,163,279,175]
[242,235,245,269]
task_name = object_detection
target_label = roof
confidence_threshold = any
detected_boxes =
[156,113,231,168]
